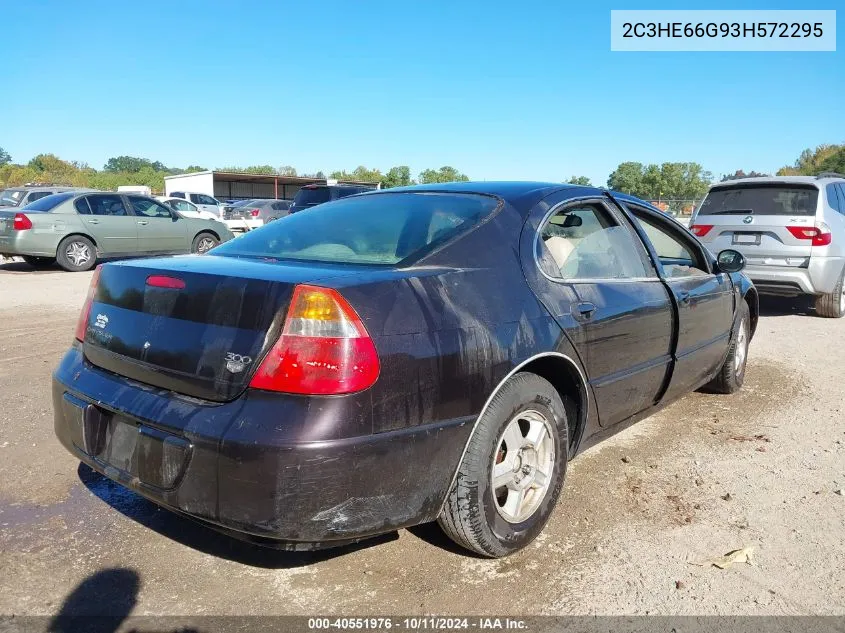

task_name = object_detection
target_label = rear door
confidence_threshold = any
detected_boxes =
[626,204,735,400]
[693,183,820,267]
[75,194,139,254]
[527,195,674,426]
[189,193,221,217]
[127,196,188,253]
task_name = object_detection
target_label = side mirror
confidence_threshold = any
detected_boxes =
[716,249,745,273]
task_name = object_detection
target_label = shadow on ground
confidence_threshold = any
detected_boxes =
[77,464,398,569]
[757,294,815,317]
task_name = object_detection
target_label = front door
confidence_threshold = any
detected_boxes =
[527,196,674,426]
[126,196,189,253]
[189,194,221,218]
[624,204,736,400]
[74,194,138,255]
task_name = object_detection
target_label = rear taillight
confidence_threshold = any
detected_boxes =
[690,224,713,237]
[787,223,832,247]
[74,266,102,342]
[249,209,260,217]
[249,284,380,395]
[13,213,32,231]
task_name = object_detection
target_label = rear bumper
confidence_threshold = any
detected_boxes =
[0,230,59,257]
[744,257,844,296]
[223,219,263,232]
[52,345,470,545]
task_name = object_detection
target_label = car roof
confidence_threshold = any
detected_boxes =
[713,175,844,188]
[372,181,592,209]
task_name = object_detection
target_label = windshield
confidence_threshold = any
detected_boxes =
[0,190,25,207]
[213,192,499,265]
[700,184,819,216]
[294,187,331,206]
[21,192,75,212]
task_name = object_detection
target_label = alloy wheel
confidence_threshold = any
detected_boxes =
[491,409,555,523]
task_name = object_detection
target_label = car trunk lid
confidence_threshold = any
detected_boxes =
[81,255,365,402]
[693,183,820,266]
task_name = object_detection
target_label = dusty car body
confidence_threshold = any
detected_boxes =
[52,182,757,556]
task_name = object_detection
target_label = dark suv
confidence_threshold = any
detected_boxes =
[289,184,375,213]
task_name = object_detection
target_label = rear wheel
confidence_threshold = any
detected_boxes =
[192,232,219,254]
[22,256,56,269]
[814,267,845,318]
[707,300,751,394]
[56,236,96,272]
[438,372,568,557]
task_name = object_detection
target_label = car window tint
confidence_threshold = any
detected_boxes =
[633,213,710,278]
[837,185,845,214]
[87,195,129,216]
[827,184,844,214]
[294,187,331,205]
[171,192,186,199]
[197,195,217,205]
[213,192,499,265]
[699,184,818,216]
[129,197,173,218]
[27,191,54,203]
[0,189,26,206]
[539,203,652,280]
[175,201,194,212]
[74,198,92,215]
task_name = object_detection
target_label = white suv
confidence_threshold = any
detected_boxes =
[691,173,845,317]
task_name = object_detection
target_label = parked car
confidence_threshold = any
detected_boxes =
[169,191,223,218]
[691,173,845,317]
[288,183,376,213]
[52,182,756,556]
[223,198,292,230]
[157,196,221,221]
[0,186,90,208]
[0,192,234,272]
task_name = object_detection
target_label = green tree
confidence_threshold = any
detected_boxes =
[383,165,413,188]
[330,166,384,183]
[277,165,297,176]
[0,147,11,166]
[104,156,155,172]
[777,143,845,176]
[721,169,768,182]
[565,176,591,186]
[418,166,469,184]
[218,165,276,174]
[607,162,646,196]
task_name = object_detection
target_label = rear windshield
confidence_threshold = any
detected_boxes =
[21,192,75,212]
[294,187,331,205]
[213,192,500,265]
[0,190,25,207]
[699,184,819,216]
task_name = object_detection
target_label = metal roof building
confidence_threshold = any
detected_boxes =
[163,170,375,201]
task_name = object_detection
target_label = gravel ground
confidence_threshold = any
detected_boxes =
[0,261,843,617]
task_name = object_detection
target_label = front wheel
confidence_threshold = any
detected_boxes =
[438,372,568,557]
[56,236,96,272]
[192,232,219,254]
[22,256,56,269]
[706,300,751,394]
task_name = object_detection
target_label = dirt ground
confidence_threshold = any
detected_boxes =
[0,260,843,617]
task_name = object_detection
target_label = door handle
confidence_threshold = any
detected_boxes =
[137,220,149,226]
[678,291,691,305]
[87,219,99,225]
[575,302,597,319]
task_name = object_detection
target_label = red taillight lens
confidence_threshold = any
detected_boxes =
[13,213,32,230]
[690,224,713,237]
[787,224,832,246]
[74,266,102,342]
[146,275,186,289]
[250,284,380,395]
[249,209,260,217]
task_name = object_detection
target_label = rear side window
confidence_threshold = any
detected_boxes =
[271,201,290,211]
[171,192,186,199]
[294,187,331,205]
[129,196,173,218]
[85,195,130,216]
[826,184,844,214]
[538,202,653,280]
[699,184,819,216]
[21,192,75,212]
[26,191,55,203]
[213,192,499,265]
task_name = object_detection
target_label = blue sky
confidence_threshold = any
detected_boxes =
[3,0,842,185]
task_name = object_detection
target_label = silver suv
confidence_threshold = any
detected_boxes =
[691,173,845,317]
[0,185,87,208]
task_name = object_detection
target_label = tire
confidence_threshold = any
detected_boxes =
[56,236,96,272]
[22,256,56,269]
[192,232,219,254]
[814,267,845,318]
[438,372,568,557]
[706,300,751,394]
